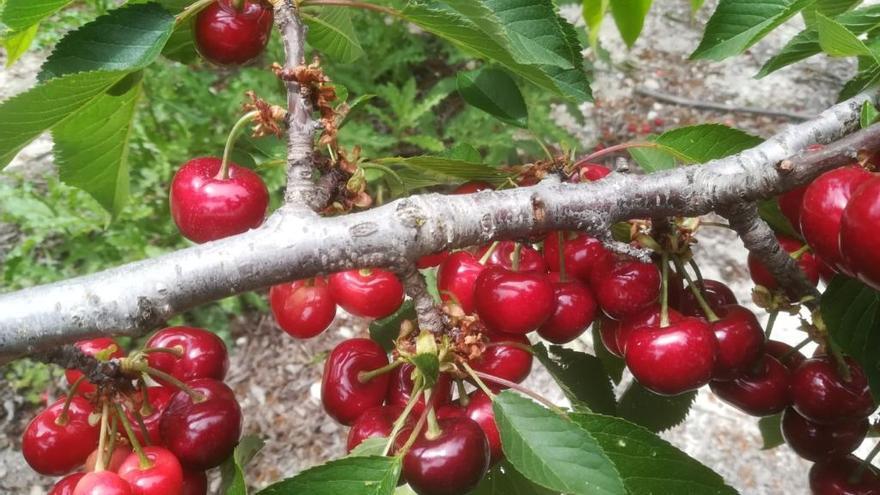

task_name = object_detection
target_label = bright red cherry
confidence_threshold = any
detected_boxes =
[401,417,491,495]
[840,175,880,288]
[469,331,532,385]
[453,181,494,194]
[118,446,184,495]
[625,317,718,396]
[710,304,765,380]
[676,279,737,318]
[598,316,625,358]
[609,305,684,357]
[65,337,124,395]
[181,470,208,495]
[474,266,554,334]
[86,443,132,473]
[477,241,547,273]
[709,355,790,416]
[537,276,597,344]
[50,472,86,495]
[386,363,453,415]
[801,166,872,270]
[328,269,404,319]
[747,235,820,289]
[125,386,173,446]
[766,339,807,370]
[592,259,660,320]
[417,251,449,269]
[790,357,875,425]
[22,396,99,475]
[782,407,868,462]
[160,379,242,470]
[321,338,391,425]
[145,326,229,383]
[73,471,132,495]
[269,277,336,338]
[347,405,408,452]
[465,390,502,464]
[818,259,838,283]
[437,251,484,314]
[778,185,808,234]
[572,162,611,182]
[809,455,880,494]
[169,157,269,244]
[194,0,273,66]
[542,231,610,283]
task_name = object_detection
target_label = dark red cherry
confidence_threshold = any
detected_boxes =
[453,181,494,194]
[169,157,269,243]
[347,405,409,452]
[118,446,184,495]
[386,363,453,414]
[328,269,404,319]
[321,338,391,425]
[401,417,490,495]
[782,407,868,462]
[182,470,208,495]
[790,357,875,424]
[537,276,597,344]
[50,472,86,495]
[146,326,229,383]
[417,251,450,269]
[465,390,502,464]
[160,379,242,470]
[474,266,554,334]
[437,251,484,314]
[778,185,808,234]
[592,259,660,320]
[809,455,880,495]
[625,317,718,395]
[194,0,273,66]
[571,163,611,182]
[269,277,336,338]
[469,331,532,385]
[73,471,132,495]
[840,175,880,288]
[676,279,737,318]
[710,304,765,380]
[709,355,790,416]
[125,386,173,446]
[747,235,820,289]
[613,305,684,357]
[766,339,807,371]
[22,396,99,475]
[436,404,467,420]
[65,337,124,395]
[86,443,132,473]
[477,241,547,273]
[819,259,839,284]
[543,231,610,283]
[598,316,625,358]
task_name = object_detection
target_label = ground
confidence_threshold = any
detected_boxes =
[0,1,876,493]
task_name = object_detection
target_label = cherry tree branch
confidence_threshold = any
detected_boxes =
[398,265,446,334]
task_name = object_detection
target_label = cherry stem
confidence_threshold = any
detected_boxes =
[358,359,402,384]
[478,241,500,265]
[687,258,705,285]
[231,0,245,11]
[556,231,567,281]
[423,390,442,440]
[462,362,566,416]
[383,383,424,456]
[397,399,431,457]
[778,336,812,363]
[138,378,154,416]
[113,403,151,469]
[765,311,778,339]
[106,415,118,462]
[300,0,399,16]
[56,375,87,426]
[217,110,259,181]
[486,341,533,354]
[142,367,205,402]
[573,141,659,168]
[673,256,719,322]
[95,401,110,472]
[660,252,671,328]
[140,346,184,358]
[174,0,216,25]
[790,244,811,261]
[131,407,153,446]
[511,243,522,272]
[455,379,470,407]
[460,362,495,398]
[852,441,880,484]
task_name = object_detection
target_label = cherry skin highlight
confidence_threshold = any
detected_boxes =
[73,471,132,495]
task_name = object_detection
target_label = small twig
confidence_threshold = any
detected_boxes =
[635,87,812,121]
[34,345,128,389]
[398,265,445,334]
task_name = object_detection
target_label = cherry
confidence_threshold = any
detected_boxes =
[328,269,404,319]
[146,326,229,383]
[118,446,184,495]
[709,355,790,416]
[321,338,391,425]
[592,258,660,320]
[401,417,490,495]
[125,386,173,446]
[436,404,467,420]
[474,266,554,334]
[160,378,242,470]
[65,337,124,395]
[542,231,610,282]
[781,407,868,462]
[477,241,547,273]
[169,157,269,244]
[809,455,880,495]
[73,471,132,495]
[790,357,875,424]
[386,363,453,414]
[607,305,684,357]
[416,251,449,269]
[765,339,807,371]
[710,304,765,380]
[86,443,132,473]
[571,163,611,182]
[22,396,99,475]
[676,279,736,318]
[819,259,839,284]
[194,0,273,66]
[347,405,408,452]
[437,251,484,314]
[269,277,336,338]
[469,331,532,385]
[465,390,502,464]
[182,470,208,495]
[778,185,808,234]
[537,276,597,344]
[598,316,625,358]
[840,175,880,288]
[800,165,872,270]
[453,181,494,194]
[625,316,718,396]
[50,472,86,495]
[747,235,820,289]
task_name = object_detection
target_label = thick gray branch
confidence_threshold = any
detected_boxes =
[398,266,446,334]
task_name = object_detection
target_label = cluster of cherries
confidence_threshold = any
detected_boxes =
[25,327,242,495]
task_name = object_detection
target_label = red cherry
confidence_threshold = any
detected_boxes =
[386,363,453,415]
[465,390,502,464]
[598,316,625,358]
[778,185,807,234]
[840,176,880,288]
[710,304,765,380]
[416,251,449,269]
[453,181,494,194]
[22,396,99,475]
[321,338,391,425]
[86,443,132,473]
[182,470,208,495]
[592,259,660,320]
[747,235,820,289]
[328,269,404,319]
[474,266,554,334]
[65,338,124,395]
[609,305,684,357]
[50,472,86,495]
[765,339,807,371]
[124,386,173,446]
[818,259,838,283]
[269,278,336,338]
[469,331,532,385]
[118,446,184,495]
[169,157,269,244]
[790,357,875,424]
[401,417,490,495]
[437,251,484,314]
[709,355,790,416]
[625,317,718,395]
[477,241,547,273]
[676,279,737,318]
[146,326,229,383]
[782,407,868,462]
[571,163,611,182]
[73,471,132,495]
[537,276,597,344]
[801,166,872,270]
[809,455,880,494]
[160,379,242,470]
[194,0,273,66]
[347,405,409,452]
[542,231,610,283]
[436,404,467,420]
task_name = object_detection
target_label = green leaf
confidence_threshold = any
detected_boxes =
[369,300,415,352]
[255,456,402,495]
[493,391,625,495]
[570,413,738,494]
[758,414,784,450]
[532,343,617,415]
[816,13,873,57]
[758,199,800,238]
[0,0,72,32]
[373,155,511,190]
[839,62,880,101]
[628,143,677,173]
[691,0,707,13]
[53,71,143,217]
[472,461,558,495]
[582,0,609,48]
[692,0,814,61]
[861,100,880,128]
[39,2,175,81]
[609,0,652,47]
[617,381,696,433]
[413,330,440,386]
[443,143,483,163]
[457,68,528,128]
[220,435,265,495]
[592,324,625,384]
[629,124,762,172]
[2,22,37,66]
[162,23,198,64]
[348,437,388,457]
[803,0,862,26]
[303,7,365,64]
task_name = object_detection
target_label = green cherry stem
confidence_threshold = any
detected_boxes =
[56,375,87,426]
[396,399,431,457]
[113,403,152,470]
[660,252,671,328]
[131,407,153,446]
[478,241,500,265]
[423,389,442,440]
[217,110,259,180]
[95,401,110,472]
[673,256,719,322]
[687,258,705,285]
[382,382,424,457]
[358,359,402,384]
[175,0,215,25]
[511,242,522,272]
[462,362,566,416]
[455,379,470,407]
[765,311,778,339]
[140,346,184,358]
[141,367,204,402]
[778,336,812,364]
[106,414,118,462]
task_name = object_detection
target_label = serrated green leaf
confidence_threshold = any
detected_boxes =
[609,0,652,47]
[758,414,784,450]
[692,0,814,61]
[839,62,880,101]
[617,381,696,433]
[758,199,800,238]
[0,0,72,32]
[338,93,376,130]
[373,155,511,190]
[255,456,401,495]
[493,392,625,495]
[472,461,558,495]
[303,7,364,64]
[532,343,616,415]
[628,142,676,173]
[220,435,265,495]
[2,21,37,66]
[570,413,738,494]
[162,23,198,64]
[592,324,625,384]
[629,124,762,172]
[348,437,388,457]
[443,143,483,163]
[39,2,174,81]
[583,0,609,48]
[816,13,873,57]
[861,100,880,128]
[457,68,528,128]
[369,300,415,352]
